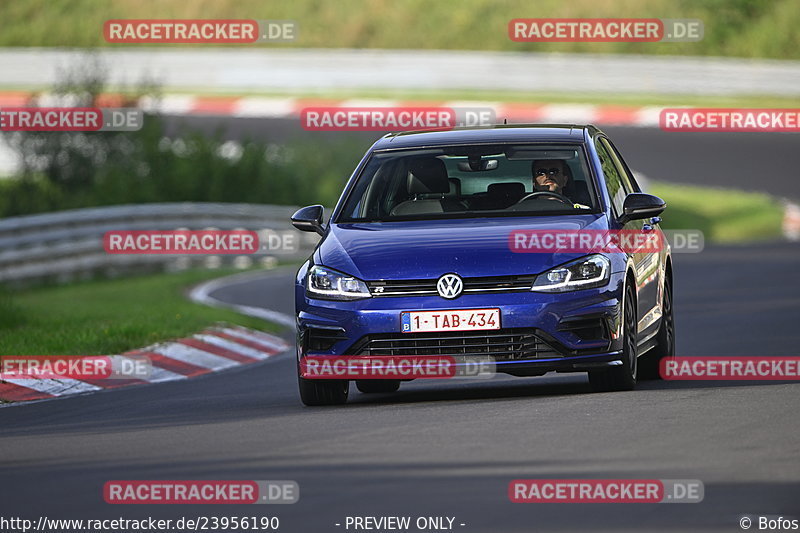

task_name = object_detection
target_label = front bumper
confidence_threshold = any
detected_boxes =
[296,271,626,378]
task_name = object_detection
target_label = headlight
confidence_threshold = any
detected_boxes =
[531,254,610,293]
[307,265,371,300]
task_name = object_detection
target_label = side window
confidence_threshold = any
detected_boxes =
[602,138,639,193]
[594,138,627,216]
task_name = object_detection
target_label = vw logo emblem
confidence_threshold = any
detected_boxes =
[437,273,463,299]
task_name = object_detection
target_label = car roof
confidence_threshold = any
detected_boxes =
[371,124,602,150]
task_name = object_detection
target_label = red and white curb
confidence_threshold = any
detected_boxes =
[0,91,663,127]
[0,325,290,404]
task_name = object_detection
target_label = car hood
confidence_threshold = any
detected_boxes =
[317,215,610,280]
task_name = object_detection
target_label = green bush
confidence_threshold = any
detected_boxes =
[0,58,368,216]
[1,117,368,217]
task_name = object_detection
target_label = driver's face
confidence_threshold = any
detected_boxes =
[533,160,568,193]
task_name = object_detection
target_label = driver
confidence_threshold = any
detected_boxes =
[531,159,590,209]
[532,159,570,194]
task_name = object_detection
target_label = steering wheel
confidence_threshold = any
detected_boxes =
[515,191,573,206]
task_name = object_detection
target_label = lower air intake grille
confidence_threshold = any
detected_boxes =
[306,326,348,351]
[347,328,562,361]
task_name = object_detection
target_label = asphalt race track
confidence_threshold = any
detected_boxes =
[1,125,799,532]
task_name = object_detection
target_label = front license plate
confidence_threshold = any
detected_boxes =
[401,308,501,333]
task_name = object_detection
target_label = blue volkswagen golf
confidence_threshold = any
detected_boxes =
[292,125,674,405]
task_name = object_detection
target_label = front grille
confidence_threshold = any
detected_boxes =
[347,328,562,361]
[368,274,536,297]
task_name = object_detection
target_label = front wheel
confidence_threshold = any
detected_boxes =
[639,276,675,380]
[589,283,637,392]
[298,371,349,406]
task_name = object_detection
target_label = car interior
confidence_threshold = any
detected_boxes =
[341,146,598,221]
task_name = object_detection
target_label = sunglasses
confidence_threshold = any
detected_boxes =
[535,167,563,176]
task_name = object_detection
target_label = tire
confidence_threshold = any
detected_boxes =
[356,380,401,394]
[638,276,675,380]
[298,370,349,406]
[589,283,637,392]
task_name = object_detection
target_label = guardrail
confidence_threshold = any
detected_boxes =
[0,203,321,286]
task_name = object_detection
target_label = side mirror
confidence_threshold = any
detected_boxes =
[619,193,666,224]
[291,205,325,236]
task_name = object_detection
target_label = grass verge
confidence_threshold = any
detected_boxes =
[650,180,785,243]
[2,0,800,59]
[0,268,285,356]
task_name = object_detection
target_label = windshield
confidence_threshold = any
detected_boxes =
[336,144,598,222]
